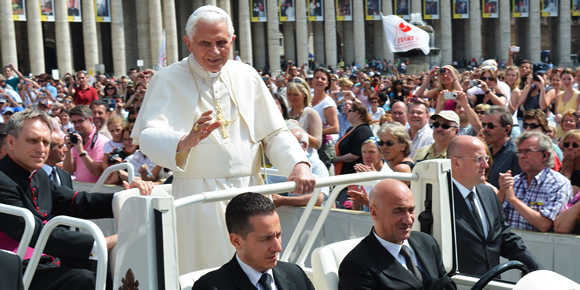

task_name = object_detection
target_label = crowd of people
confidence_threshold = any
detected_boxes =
[0,64,162,187]
[267,48,580,235]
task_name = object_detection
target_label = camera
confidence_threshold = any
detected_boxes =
[444,92,458,100]
[262,76,268,81]
[336,92,344,98]
[439,68,446,74]
[108,147,130,165]
[533,73,541,82]
[68,130,81,144]
[469,79,479,87]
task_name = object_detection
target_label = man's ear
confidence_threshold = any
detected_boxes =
[229,233,243,251]
[6,134,14,151]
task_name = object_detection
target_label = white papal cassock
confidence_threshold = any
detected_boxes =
[131,56,308,275]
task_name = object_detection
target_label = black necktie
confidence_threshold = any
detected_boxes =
[258,272,273,290]
[51,168,60,186]
[468,191,484,231]
[400,245,423,283]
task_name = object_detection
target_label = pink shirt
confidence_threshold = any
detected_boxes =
[71,127,110,182]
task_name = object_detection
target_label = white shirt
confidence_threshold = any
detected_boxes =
[452,179,489,238]
[409,123,434,159]
[373,230,425,273]
[236,254,277,290]
[41,164,61,185]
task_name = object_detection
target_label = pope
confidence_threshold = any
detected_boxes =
[131,5,316,274]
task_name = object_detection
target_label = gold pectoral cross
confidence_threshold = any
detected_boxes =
[215,99,229,138]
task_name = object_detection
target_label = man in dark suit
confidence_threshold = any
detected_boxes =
[447,136,541,276]
[42,131,73,189]
[193,192,315,289]
[339,179,456,290]
[0,110,154,290]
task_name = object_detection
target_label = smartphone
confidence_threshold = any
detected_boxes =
[510,46,520,52]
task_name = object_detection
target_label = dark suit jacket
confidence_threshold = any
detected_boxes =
[55,167,73,189]
[0,250,23,290]
[339,230,456,290]
[0,156,114,262]
[192,255,315,290]
[453,183,542,276]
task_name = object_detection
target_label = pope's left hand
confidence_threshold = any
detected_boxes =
[123,180,155,195]
[287,162,316,195]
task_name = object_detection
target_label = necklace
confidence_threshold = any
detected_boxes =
[187,57,240,138]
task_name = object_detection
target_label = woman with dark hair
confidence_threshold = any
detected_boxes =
[470,68,507,106]
[103,82,118,99]
[333,101,374,175]
[272,93,289,120]
[311,67,339,167]
[388,80,412,104]
[555,130,580,234]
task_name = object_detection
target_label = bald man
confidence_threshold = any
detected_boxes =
[448,136,541,276]
[339,179,456,290]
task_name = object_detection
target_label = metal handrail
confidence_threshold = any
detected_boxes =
[0,203,35,259]
[90,163,135,192]
[173,171,418,263]
[22,216,108,290]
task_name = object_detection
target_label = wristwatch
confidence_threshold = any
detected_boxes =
[486,89,491,94]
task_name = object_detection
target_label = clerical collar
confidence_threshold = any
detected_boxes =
[190,54,221,79]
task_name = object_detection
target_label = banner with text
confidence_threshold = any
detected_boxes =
[382,14,430,55]
[482,0,498,18]
[453,0,469,18]
[41,0,55,22]
[308,0,324,21]
[394,0,411,20]
[68,0,82,22]
[251,0,267,22]
[279,0,295,21]
[512,0,529,17]
[95,0,111,22]
[366,0,381,20]
[424,0,439,20]
[541,0,558,17]
[336,0,352,20]
[12,0,26,21]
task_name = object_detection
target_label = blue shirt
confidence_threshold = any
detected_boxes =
[40,83,57,98]
[338,112,352,140]
[503,167,572,231]
[488,139,522,188]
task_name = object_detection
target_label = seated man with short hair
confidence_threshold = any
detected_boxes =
[193,192,315,289]
[338,179,456,290]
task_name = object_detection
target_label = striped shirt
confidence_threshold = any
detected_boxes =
[503,167,572,231]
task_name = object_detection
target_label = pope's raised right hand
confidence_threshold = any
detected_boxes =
[177,110,221,152]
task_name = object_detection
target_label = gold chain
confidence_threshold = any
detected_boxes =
[187,57,240,138]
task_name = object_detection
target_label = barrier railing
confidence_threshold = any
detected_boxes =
[0,203,35,259]
[90,163,135,193]
[22,216,108,290]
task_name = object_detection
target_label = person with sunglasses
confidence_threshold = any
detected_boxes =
[414,110,460,162]
[482,106,522,188]
[376,122,414,186]
[435,90,482,137]
[467,69,507,107]
[554,130,580,234]
[522,109,563,166]
[499,132,572,232]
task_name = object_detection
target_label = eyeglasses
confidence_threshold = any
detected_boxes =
[481,77,494,81]
[38,79,46,83]
[431,122,457,130]
[378,140,395,147]
[482,122,502,129]
[515,149,545,157]
[474,110,485,115]
[331,79,338,82]
[348,109,357,113]
[63,100,72,103]
[70,118,87,125]
[457,155,490,164]
[371,101,379,104]
[523,122,541,130]
[563,142,580,149]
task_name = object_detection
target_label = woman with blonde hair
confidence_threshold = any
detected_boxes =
[554,68,580,138]
[286,77,323,154]
[377,122,415,186]
[554,130,580,233]
[415,65,462,110]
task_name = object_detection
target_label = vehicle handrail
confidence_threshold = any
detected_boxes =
[174,171,418,208]
[260,167,286,177]
[0,203,35,259]
[22,216,108,290]
[90,163,135,193]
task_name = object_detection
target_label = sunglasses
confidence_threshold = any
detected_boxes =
[431,122,456,130]
[474,110,485,115]
[564,142,580,149]
[106,87,115,90]
[523,122,541,130]
[63,100,72,103]
[288,78,304,84]
[481,77,494,81]
[348,109,357,113]
[482,122,502,129]
[378,140,395,147]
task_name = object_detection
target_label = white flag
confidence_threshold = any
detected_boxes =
[381,15,430,55]
[158,30,167,70]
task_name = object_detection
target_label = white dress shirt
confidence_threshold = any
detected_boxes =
[373,230,425,273]
[236,254,277,290]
